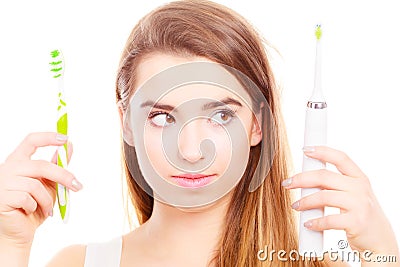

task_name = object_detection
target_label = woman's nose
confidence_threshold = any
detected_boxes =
[178,119,204,163]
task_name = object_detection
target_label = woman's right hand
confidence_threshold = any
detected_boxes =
[0,132,82,249]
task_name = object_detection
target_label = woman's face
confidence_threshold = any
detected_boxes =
[122,53,262,207]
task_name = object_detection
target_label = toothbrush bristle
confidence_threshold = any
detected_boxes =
[51,50,60,58]
[49,49,64,79]
[315,24,322,40]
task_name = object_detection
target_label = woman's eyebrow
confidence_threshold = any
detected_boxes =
[140,97,243,112]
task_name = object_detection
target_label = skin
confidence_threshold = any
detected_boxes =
[0,54,398,267]
[137,54,260,194]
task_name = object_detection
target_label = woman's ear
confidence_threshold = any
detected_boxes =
[250,116,262,147]
[250,103,263,147]
[117,102,135,146]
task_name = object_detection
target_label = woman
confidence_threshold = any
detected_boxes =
[0,1,398,266]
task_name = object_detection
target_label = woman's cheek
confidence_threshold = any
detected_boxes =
[211,131,233,174]
[144,130,169,175]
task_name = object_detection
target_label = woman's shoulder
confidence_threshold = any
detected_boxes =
[45,236,123,267]
[45,244,87,267]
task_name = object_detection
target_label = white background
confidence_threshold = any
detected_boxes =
[0,1,399,266]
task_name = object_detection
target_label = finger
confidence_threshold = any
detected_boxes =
[7,160,83,192]
[304,213,351,232]
[283,169,356,191]
[6,132,69,162]
[292,190,357,212]
[51,141,74,165]
[6,176,54,215]
[67,141,73,164]
[303,146,366,178]
[3,191,38,215]
[48,141,75,194]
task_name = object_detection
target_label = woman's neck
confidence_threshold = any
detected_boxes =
[142,194,231,264]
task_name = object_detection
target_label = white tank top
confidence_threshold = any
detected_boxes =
[84,236,122,267]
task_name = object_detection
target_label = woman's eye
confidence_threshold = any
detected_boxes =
[209,109,236,126]
[149,112,175,127]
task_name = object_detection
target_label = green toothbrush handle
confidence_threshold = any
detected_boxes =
[57,112,69,221]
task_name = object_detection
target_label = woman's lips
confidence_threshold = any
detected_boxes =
[170,174,216,188]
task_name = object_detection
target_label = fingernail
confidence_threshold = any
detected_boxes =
[291,201,300,210]
[304,221,313,228]
[71,178,83,191]
[56,133,68,141]
[281,177,293,187]
[48,210,53,217]
[303,146,315,153]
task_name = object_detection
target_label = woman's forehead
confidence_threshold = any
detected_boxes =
[130,53,255,112]
[154,84,243,107]
[135,53,212,88]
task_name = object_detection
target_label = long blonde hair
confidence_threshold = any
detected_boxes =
[116,1,326,266]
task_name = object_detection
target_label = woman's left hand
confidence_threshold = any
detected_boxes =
[283,146,399,259]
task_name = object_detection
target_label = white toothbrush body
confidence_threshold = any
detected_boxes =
[299,102,327,256]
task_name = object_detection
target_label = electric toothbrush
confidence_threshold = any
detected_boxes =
[298,25,326,257]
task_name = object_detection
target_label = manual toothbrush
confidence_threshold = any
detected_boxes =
[50,49,70,223]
